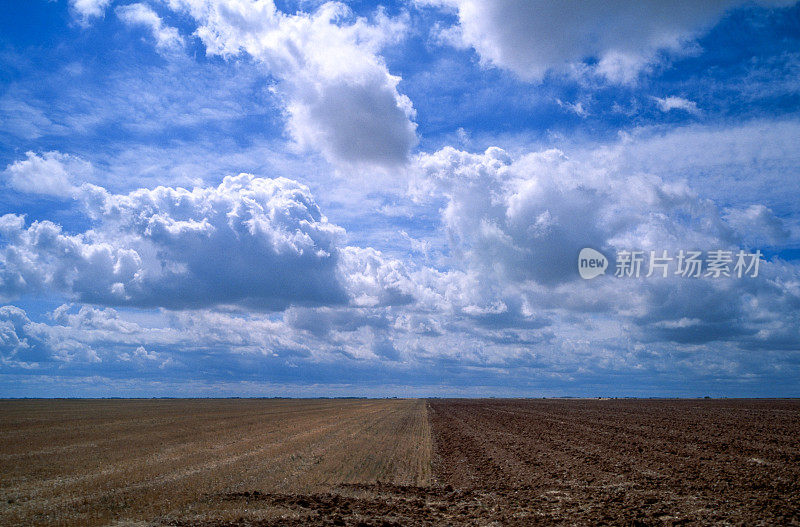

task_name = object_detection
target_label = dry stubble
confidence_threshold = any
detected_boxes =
[0,398,431,526]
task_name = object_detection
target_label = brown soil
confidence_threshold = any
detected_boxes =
[427,398,800,526]
[0,398,431,526]
[1,398,797,526]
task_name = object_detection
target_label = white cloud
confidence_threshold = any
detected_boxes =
[0,305,99,365]
[49,304,140,334]
[556,98,588,117]
[724,204,789,246]
[116,3,184,53]
[0,169,421,312]
[415,146,715,284]
[411,140,800,349]
[652,95,701,115]
[3,1,799,395]
[0,174,347,309]
[0,99,68,140]
[338,246,416,308]
[424,0,795,83]
[593,119,800,215]
[400,230,431,256]
[167,0,417,167]
[70,0,112,24]
[2,151,91,198]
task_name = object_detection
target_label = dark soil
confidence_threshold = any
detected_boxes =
[161,398,800,526]
[426,398,800,526]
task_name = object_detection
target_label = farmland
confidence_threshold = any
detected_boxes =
[0,399,430,526]
[1,398,798,526]
[428,399,800,525]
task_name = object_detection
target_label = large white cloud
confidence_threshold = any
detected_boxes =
[2,151,90,198]
[2,131,796,383]
[414,146,732,285]
[0,174,350,309]
[167,0,418,166]
[411,142,800,350]
[0,167,423,312]
[425,0,796,83]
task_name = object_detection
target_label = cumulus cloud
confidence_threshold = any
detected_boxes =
[49,304,140,334]
[414,146,729,285]
[2,151,91,198]
[411,142,800,351]
[0,168,421,312]
[0,305,100,365]
[2,135,797,383]
[0,305,49,365]
[338,246,417,308]
[0,174,349,309]
[116,3,185,53]
[1,300,415,372]
[167,0,417,166]
[424,0,795,83]
[1,304,180,368]
[4,1,799,397]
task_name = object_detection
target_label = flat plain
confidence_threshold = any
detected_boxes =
[0,398,431,526]
[428,398,800,525]
[1,398,798,526]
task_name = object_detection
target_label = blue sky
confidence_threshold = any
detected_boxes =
[1,0,799,397]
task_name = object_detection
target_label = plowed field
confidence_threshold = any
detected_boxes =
[427,398,800,525]
[1,398,798,526]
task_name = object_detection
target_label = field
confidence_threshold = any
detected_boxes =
[1,398,798,526]
[0,399,431,526]
[428,399,800,525]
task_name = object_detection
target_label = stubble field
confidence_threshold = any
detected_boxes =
[1,398,798,526]
[0,398,431,526]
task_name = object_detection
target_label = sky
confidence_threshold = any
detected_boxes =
[1,0,799,398]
